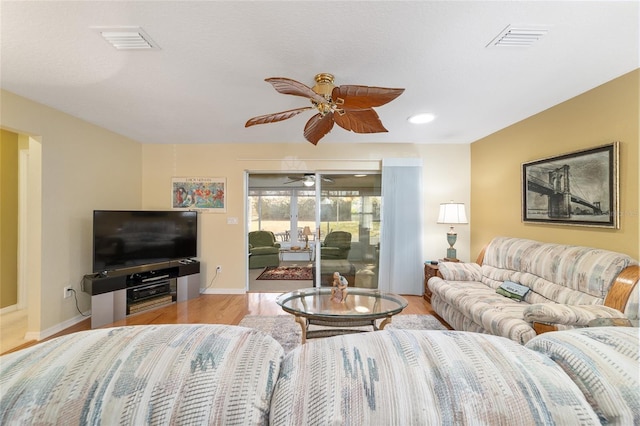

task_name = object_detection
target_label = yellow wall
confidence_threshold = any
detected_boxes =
[470,69,639,259]
[141,143,471,291]
[0,129,19,309]
[1,90,143,337]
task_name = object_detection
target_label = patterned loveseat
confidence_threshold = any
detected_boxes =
[1,324,638,424]
[428,236,639,344]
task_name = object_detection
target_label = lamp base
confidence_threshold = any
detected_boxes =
[444,257,460,262]
[446,247,457,260]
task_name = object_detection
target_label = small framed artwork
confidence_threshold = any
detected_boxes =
[522,142,619,228]
[172,177,226,212]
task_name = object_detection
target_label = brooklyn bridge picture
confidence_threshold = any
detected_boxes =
[522,142,619,228]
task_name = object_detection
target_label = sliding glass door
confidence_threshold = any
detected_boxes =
[316,174,381,290]
[247,173,381,290]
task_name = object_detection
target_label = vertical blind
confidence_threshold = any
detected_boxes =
[378,158,424,295]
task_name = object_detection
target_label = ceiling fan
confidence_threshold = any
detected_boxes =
[245,73,405,145]
[284,174,334,186]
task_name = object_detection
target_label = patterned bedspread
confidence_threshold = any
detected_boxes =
[0,324,284,425]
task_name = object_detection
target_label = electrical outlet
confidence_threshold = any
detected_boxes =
[63,286,72,299]
[216,265,222,273]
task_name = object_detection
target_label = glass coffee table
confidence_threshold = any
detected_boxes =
[276,287,408,343]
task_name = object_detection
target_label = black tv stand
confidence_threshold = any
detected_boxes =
[83,260,200,328]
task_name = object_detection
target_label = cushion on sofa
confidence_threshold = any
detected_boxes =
[438,261,482,281]
[429,279,537,343]
[0,324,283,425]
[523,303,627,326]
[269,330,600,425]
[483,237,636,301]
[250,246,280,256]
[481,265,602,305]
[526,327,639,425]
[430,295,487,333]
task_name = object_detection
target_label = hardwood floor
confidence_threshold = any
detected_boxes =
[2,293,445,355]
[0,309,29,354]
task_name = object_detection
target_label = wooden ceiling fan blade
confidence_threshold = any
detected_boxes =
[334,108,388,134]
[245,107,312,127]
[303,112,334,145]
[333,85,404,109]
[265,77,327,104]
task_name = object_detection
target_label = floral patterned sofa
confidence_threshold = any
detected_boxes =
[428,236,639,344]
[1,324,637,425]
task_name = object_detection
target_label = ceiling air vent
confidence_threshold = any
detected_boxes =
[92,26,159,50]
[486,25,549,48]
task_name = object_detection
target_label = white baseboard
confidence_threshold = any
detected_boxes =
[24,311,91,341]
[200,288,245,295]
[0,304,18,315]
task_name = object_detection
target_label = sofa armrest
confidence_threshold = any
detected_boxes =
[438,262,482,281]
[523,304,627,327]
[525,328,639,424]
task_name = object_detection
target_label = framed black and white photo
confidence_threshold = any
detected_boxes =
[522,142,619,228]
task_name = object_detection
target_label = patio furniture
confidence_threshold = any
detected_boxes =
[320,231,352,260]
[248,230,280,269]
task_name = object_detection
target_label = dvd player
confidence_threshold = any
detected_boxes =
[128,281,171,301]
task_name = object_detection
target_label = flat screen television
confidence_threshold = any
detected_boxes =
[93,210,197,273]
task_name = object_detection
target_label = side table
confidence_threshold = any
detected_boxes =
[423,263,441,302]
[279,247,314,261]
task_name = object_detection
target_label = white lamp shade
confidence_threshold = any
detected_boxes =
[437,203,468,224]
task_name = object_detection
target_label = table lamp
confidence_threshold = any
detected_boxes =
[437,202,468,261]
[302,226,313,249]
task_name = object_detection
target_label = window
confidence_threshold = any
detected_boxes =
[249,189,315,243]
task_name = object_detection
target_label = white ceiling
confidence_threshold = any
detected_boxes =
[1,1,638,145]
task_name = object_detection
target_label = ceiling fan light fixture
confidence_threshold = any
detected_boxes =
[303,179,315,187]
[312,73,336,98]
[408,113,435,124]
